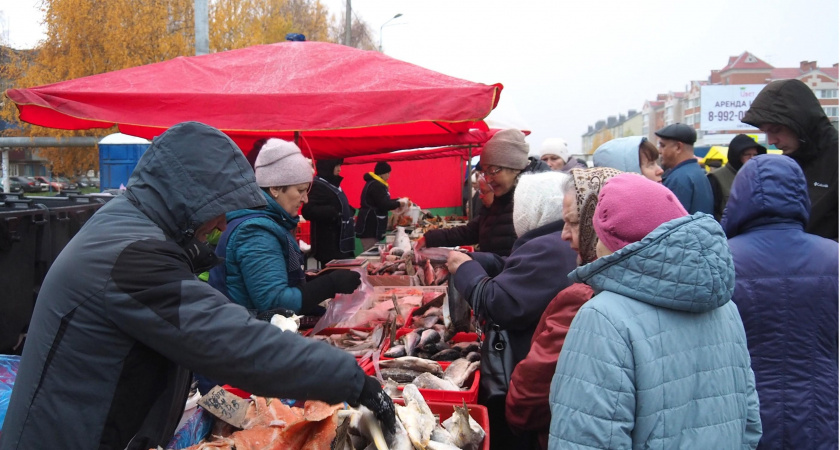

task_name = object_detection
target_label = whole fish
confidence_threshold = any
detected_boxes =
[442,401,485,450]
[379,356,443,376]
[396,385,436,449]
[443,358,481,388]
[381,367,425,384]
[430,348,461,362]
[412,372,460,391]
[384,345,407,358]
[419,329,442,347]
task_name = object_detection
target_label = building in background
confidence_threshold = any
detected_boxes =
[583,51,839,152]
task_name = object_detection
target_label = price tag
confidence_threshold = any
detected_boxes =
[198,386,250,428]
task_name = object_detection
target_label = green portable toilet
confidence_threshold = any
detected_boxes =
[98,133,150,191]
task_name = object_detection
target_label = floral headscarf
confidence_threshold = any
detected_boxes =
[569,167,622,264]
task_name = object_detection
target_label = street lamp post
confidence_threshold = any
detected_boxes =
[379,13,403,52]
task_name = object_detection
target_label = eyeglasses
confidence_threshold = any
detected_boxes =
[481,166,504,177]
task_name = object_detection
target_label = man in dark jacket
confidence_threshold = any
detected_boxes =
[301,158,356,267]
[656,122,714,215]
[707,134,766,221]
[355,161,406,250]
[742,79,838,240]
[723,154,838,449]
[0,122,394,450]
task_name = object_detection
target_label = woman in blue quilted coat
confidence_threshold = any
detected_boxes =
[723,154,838,450]
[548,173,761,449]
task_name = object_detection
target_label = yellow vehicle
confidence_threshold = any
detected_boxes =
[697,144,781,172]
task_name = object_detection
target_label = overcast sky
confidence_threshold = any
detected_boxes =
[4,0,839,154]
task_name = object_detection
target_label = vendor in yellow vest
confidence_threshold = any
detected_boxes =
[707,134,766,221]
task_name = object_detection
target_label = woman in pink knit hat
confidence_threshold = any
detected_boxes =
[547,173,762,449]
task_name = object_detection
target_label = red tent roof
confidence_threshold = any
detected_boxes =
[6,41,503,159]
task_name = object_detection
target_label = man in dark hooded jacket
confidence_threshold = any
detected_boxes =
[707,134,766,221]
[0,122,394,450]
[301,158,356,266]
[742,79,838,239]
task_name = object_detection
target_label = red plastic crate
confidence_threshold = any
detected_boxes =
[394,399,490,450]
[367,359,480,404]
[295,221,311,245]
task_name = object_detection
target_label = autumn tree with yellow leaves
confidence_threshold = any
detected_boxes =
[2,0,368,177]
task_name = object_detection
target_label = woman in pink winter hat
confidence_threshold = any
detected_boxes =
[591,173,687,253]
[548,173,762,449]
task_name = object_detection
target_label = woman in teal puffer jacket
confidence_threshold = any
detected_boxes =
[548,173,761,449]
[209,139,361,316]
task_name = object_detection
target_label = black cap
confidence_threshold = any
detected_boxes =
[374,161,392,175]
[655,123,697,145]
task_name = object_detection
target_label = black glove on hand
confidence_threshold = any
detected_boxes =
[255,307,296,322]
[298,270,361,314]
[356,376,396,434]
[330,270,362,294]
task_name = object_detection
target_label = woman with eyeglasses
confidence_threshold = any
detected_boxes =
[416,129,548,257]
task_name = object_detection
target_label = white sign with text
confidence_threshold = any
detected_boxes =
[700,85,765,131]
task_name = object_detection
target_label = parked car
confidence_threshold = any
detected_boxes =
[75,176,100,188]
[1,178,22,193]
[10,176,43,193]
[57,177,78,190]
[36,176,67,191]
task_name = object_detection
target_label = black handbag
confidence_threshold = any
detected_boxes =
[471,278,517,403]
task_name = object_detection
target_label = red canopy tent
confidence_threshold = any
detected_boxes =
[5,41,502,159]
[341,144,484,209]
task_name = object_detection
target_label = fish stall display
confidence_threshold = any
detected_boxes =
[164,385,486,450]
[369,356,480,399]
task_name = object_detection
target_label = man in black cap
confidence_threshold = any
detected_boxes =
[707,134,766,221]
[355,161,407,251]
[655,123,713,214]
[741,79,838,240]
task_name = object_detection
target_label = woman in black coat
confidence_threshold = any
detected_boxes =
[354,161,405,250]
[301,159,356,267]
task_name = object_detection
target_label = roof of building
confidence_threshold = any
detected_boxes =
[770,66,839,81]
[720,51,774,72]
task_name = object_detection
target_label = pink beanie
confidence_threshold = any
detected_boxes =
[593,173,688,252]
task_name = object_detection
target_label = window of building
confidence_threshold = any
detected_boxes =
[824,106,839,117]
[817,89,838,99]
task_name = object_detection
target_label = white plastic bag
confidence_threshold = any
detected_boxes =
[311,268,374,334]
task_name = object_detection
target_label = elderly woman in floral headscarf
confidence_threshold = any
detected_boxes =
[504,167,621,450]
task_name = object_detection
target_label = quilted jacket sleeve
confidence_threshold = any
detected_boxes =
[744,366,762,449]
[230,218,303,312]
[549,300,635,450]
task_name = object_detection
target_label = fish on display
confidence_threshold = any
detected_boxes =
[395,384,437,449]
[442,402,486,450]
[443,358,481,389]
[379,357,444,377]
[412,372,461,391]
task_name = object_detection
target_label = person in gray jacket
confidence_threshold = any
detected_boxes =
[0,122,394,450]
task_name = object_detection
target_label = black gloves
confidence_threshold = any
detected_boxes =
[182,237,223,274]
[298,270,361,315]
[354,375,396,434]
[255,307,296,322]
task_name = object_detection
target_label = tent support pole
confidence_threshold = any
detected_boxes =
[294,131,300,146]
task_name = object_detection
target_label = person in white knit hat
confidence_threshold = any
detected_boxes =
[208,138,361,319]
[540,138,585,173]
[444,170,578,450]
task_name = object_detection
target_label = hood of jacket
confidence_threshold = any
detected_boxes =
[316,159,344,186]
[742,79,838,164]
[592,136,644,174]
[123,122,266,245]
[726,135,766,171]
[569,213,734,313]
[722,154,809,238]
[227,189,299,231]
